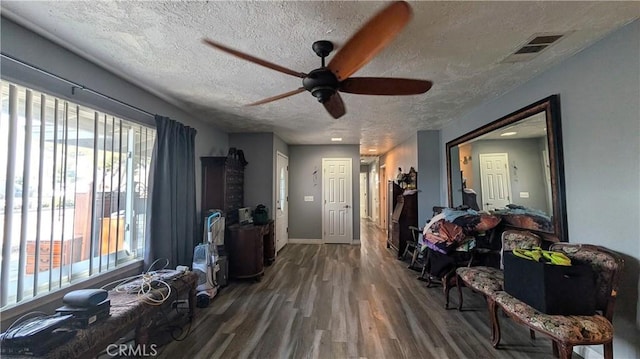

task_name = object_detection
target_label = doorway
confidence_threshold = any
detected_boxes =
[370,160,379,225]
[479,153,512,210]
[275,152,289,252]
[359,172,368,219]
[380,164,387,232]
[322,158,353,244]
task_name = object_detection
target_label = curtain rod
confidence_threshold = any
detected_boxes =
[1,52,156,118]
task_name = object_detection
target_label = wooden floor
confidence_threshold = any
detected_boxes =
[158,221,560,359]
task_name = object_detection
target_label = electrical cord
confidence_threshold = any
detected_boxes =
[100,258,174,306]
[157,303,192,342]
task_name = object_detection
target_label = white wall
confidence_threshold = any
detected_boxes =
[441,20,640,357]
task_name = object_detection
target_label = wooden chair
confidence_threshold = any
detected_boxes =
[405,225,421,268]
[490,243,624,359]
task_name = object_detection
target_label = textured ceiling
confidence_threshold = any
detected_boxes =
[2,1,638,155]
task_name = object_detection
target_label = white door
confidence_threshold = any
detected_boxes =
[275,152,289,252]
[479,153,512,211]
[370,162,379,224]
[380,165,387,231]
[542,149,553,215]
[322,158,353,244]
[359,173,368,218]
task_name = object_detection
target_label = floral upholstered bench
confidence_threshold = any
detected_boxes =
[452,230,541,310]
[490,243,624,359]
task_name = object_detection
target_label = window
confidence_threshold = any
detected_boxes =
[0,80,155,308]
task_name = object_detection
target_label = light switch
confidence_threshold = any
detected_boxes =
[304,196,314,202]
[519,192,530,198]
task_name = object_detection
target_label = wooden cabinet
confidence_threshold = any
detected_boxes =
[389,191,418,258]
[201,156,245,224]
[26,237,82,274]
[227,224,266,279]
[263,220,275,266]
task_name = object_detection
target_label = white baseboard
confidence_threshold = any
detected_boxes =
[288,238,360,245]
[288,238,323,244]
[574,346,603,359]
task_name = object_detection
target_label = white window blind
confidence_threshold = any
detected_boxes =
[0,80,155,308]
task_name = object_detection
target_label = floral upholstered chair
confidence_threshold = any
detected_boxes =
[490,243,624,359]
[451,230,541,311]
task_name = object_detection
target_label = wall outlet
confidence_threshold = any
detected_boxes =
[304,196,314,202]
[519,192,530,198]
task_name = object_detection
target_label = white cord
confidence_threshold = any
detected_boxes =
[101,258,174,306]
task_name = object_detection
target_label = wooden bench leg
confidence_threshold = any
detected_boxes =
[604,342,613,359]
[489,298,501,348]
[456,275,464,311]
[557,342,573,359]
[552,341,560,357]
[443,270,457,310]
[443,275,451,309]
[188,279,196,322]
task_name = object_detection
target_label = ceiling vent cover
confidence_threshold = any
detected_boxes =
[503,33,564,63]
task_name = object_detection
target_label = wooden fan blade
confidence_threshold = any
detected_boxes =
[246,88,306,106]
[327,1,412,81]
[203,38,306,78]
[340,77,432,95]
[323,92,346,119]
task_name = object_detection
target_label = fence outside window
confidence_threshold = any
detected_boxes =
[0,80,155,308]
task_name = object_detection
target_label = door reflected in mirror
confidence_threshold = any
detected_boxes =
[446,95,567,240]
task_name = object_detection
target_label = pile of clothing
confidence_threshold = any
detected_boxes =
[492,204,552,232]
[421,207,501,254]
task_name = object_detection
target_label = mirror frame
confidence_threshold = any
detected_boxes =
[446,95,567,241]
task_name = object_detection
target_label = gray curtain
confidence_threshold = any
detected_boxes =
[145,115,197,268]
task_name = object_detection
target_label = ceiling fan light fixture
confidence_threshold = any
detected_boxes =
[311,87,336,103]
[303,68,339,103]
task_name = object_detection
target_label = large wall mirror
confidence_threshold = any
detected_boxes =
[446,95,567,241]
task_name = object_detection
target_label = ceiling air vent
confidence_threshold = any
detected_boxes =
[502,33,564,63]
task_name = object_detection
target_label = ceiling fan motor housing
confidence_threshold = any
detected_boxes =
[303,68,339,103]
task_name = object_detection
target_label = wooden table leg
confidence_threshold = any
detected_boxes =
[188,279,196,322]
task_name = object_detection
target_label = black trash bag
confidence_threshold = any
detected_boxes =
[253,204,269,225]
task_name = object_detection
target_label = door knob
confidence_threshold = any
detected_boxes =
[344,205,351,208]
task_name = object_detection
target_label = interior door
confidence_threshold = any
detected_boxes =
[479,153,512,210]
[542,149,553,215]
[359,173,368,218]
[322,158,353,244]
[380,165,387,231]
[370,161,379,224]
[275,152,288,252]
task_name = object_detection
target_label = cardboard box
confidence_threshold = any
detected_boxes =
[503,251,596,315]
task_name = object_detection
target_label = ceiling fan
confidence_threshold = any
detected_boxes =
[202,1,432,119]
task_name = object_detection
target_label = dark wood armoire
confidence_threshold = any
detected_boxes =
[200,156,245,225]
[388,190,418,259]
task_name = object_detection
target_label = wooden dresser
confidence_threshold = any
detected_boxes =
[227,223,270,280]
[200,156,245,224]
